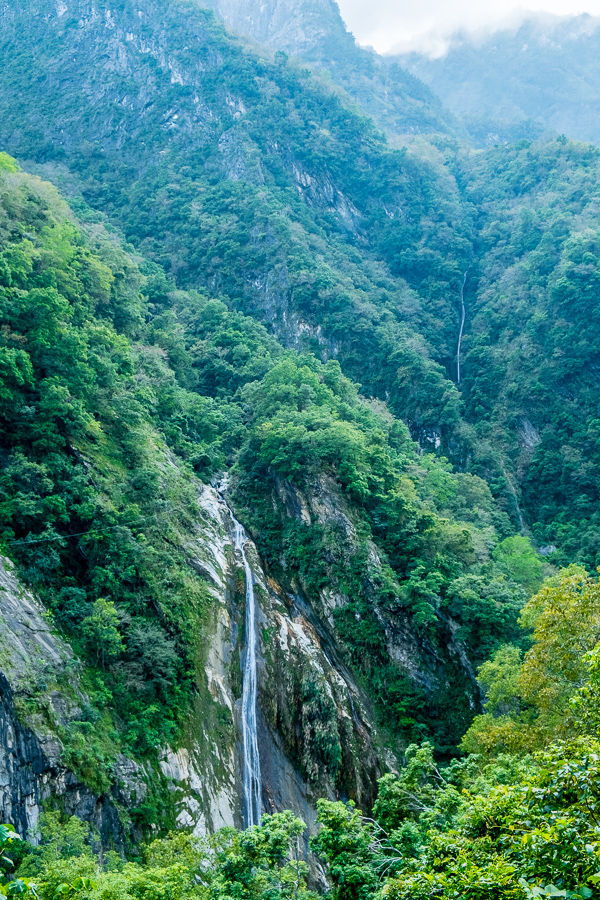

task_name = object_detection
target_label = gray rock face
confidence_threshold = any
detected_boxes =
[182,483,380,827]
[0,471,383,847]
[0,671,51,840]
[202,0,348,56]
[202,0,457,138]
[0,557,71,689]
[271,473,480,713]
[0,673,128,847]
[0,558,131,846]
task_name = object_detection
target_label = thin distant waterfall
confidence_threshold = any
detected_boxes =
[457,271,467,385]
[232,516,262,828]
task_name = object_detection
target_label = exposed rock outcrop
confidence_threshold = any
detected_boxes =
[180,483,381,826]
[268,473,481,726]
[0,476,382,844]
[0,557,134,847]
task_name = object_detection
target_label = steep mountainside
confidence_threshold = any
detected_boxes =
[0,160,536,842]
[447,138,600,568]
[201,0,458,139]
[397,14,600,146]
[0,0,598,569]
[0,0,472,443]
[1,0,600,848]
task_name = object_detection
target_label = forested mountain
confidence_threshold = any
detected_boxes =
[201,0,458,139]
[0,124,531,844]
[398,13,600,146]
[1,0,598,566]
[0,0,600,897]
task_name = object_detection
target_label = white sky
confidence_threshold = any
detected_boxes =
[336,0,600,54]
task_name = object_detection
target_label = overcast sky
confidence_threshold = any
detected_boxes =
[336,0,600,55]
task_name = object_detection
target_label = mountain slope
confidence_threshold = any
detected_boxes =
[1,0,599,563]
[200,0,459,139]
[0,155,535,840]
[1,0,600,842]
[0,160,383,835]
[0,0,471,432]
[455,138,600,567]
[397,14,600,146]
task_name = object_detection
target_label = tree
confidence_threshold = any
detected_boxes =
[492,536,543,596]
[519,566,600,714]
[462,566,600,754]
[80,599,124,668]
[0,825,37,899]
[310,801,378,900]
[211,812,314,900]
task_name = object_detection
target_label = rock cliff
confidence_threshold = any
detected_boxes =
[202,0,458,138]
[0,475,381,845]
[0,557,135,847]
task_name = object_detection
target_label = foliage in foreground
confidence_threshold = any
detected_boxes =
[310,570,600,899]
[4,569,600,900]
[5,744,600,900]
[314,741,600,900]
[2,812,315,900]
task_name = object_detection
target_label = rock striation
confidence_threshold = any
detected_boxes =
[0,478,382,845]
[0,557,134,847]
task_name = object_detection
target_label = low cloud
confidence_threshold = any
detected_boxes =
[336,0,600,55]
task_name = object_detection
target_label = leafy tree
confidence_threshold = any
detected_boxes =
[379,740,600,900]
[13,814,314,900]
[310,801,378,900]
[0,825,38,900]
[492,536,544,596]
[211,812,314,900]
[80,599,124,668]
[462,566,600,754]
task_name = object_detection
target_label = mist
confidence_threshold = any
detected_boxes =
[336,0,600,55]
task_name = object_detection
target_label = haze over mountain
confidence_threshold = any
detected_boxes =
[397,13,600,145]
[201,1,600,146]
[202,0,459,138]
[337,0,600,55]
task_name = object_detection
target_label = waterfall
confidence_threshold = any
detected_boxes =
[457,271,467,385]
[232,516,262,828]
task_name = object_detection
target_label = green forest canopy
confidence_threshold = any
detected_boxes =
[0,0,598,569]
[0,1,600,894]
[3,567,600,899]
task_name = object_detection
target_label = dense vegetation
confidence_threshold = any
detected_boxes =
[0,157,218,784]
[202,0,458,140]
[1,0,600,891]
[456,138,600,568]
[0,159,535,767]
[0,0,599,574]
[3,567,600,899]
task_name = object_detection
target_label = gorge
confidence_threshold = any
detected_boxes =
[0,0,599,896]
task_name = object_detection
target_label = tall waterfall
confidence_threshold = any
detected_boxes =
[457,270,468,385]
[233,517,262,827]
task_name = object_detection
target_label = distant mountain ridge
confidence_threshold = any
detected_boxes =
[201,0,459,139]
[396,14,600,146]
[202,0,347,56]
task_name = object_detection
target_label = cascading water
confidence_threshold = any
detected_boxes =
[457,271,467,385]
[232,516,262,827]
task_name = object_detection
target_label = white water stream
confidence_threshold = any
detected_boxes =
[232,516,262,827]
[457,271,467,385]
